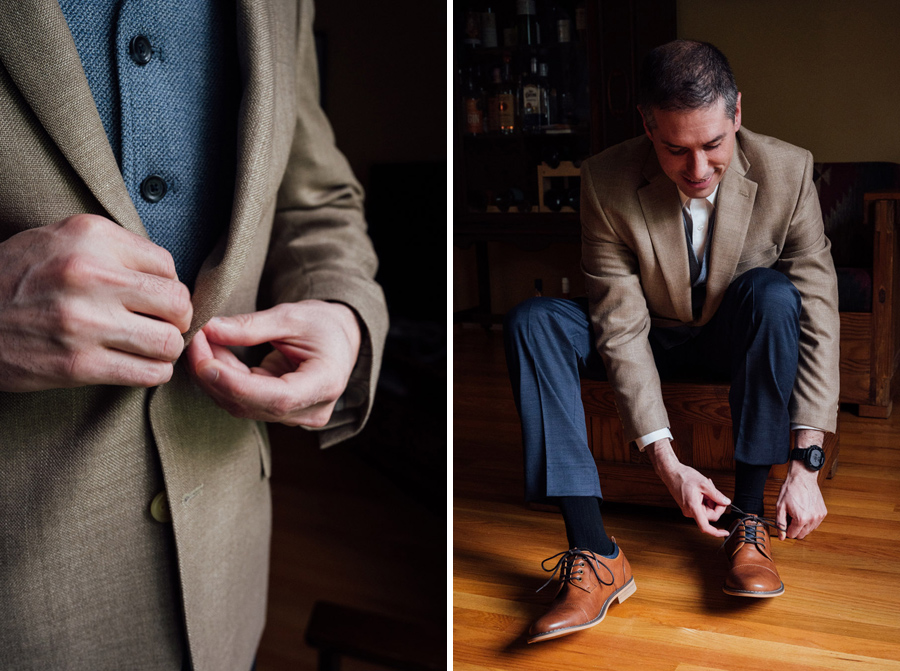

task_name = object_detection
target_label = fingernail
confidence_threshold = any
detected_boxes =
[200,364,219,384]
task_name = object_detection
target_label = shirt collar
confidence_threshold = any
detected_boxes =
[677,184,719,210]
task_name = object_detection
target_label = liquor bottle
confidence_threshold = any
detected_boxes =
[539,62,553,128]
[573,0,590,128]
[481,5,498,49]
[463,67,485,136]
[550,2,576,126]
[516,0,540,48]
[487,65,516,134]
[463,4,482,49]
[519,57,544,133]
[498,60,517,134]
[562,277,570,299]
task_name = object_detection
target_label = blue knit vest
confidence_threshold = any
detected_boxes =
[58,0,239,289]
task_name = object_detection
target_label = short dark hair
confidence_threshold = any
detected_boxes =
[638,40,738,128]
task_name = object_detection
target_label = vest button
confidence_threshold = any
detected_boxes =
[149,491,172,523]
[129,35,153,65]
[140,175,167,203]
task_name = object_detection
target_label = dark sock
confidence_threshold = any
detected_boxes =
[554,496,616,556]
[730,461,770,521]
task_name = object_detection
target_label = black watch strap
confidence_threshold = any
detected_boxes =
[790,445,825,471]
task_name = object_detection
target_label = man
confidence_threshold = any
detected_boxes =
[0,1,387,669]
[505,40,838,643]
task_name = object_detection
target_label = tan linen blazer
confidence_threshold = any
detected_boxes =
[581,127,839,444]
[0,1,387,669]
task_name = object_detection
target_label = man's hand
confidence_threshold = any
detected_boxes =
[185,300,362,427]
[0,214,192,391]
[775,429,828,540]
[646,438,732,538]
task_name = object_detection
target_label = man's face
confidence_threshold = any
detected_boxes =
[642,93,742,199]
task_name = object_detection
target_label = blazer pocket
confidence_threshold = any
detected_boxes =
[734,244,779,276]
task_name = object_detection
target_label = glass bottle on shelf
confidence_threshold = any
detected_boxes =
[487,64,517,135]
[481,4,498,49]
[516,0,540,48]
[519,57,545,133]
[463,3,482,49]
[463,66,486,136]
[539,62,553,128]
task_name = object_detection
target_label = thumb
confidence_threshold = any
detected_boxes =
[776,501,788,541]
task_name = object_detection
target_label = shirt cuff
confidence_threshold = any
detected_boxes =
[635,428,673,451]
[791,424,825,433]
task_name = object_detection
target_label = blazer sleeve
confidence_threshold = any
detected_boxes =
[775,151,840,433]
[581,159,670,443]
[259,0,388,448]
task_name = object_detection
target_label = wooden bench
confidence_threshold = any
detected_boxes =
[581,379,839,511]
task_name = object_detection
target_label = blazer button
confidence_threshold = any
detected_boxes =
[140,175,167,203]
[129,35,153,65]
[150,491,172,523]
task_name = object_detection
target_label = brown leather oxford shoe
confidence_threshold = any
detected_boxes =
[722,512,784,598]
[527,543,636,644]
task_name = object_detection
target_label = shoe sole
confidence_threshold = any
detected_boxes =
[526,577,636,644]
[722,581,785,598]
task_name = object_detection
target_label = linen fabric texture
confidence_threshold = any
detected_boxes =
[0,1,388,669]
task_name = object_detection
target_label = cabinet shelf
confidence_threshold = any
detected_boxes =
[455,212,580,248]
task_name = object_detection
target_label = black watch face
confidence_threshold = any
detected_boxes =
[808,448,824,469]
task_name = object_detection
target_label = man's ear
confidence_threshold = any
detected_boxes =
[733,92,742,132]
[638,105,654,140]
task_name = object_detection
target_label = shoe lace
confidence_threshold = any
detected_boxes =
[536,548,615,593]
[719,505,785,552]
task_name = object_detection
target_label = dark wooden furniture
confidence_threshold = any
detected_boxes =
[580,379,840,510]
[838,190,900,417]
[305,601,445,671]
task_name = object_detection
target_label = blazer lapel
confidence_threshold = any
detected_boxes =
[188,0,275,335]
[638,152,694,324]
[0,0,143,234]
[702,139,757,321]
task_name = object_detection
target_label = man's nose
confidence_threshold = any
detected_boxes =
[687,151,707,178]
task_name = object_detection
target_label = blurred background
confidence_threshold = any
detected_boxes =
[256,1,447,669]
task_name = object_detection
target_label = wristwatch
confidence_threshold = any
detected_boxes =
[790,445,825,472]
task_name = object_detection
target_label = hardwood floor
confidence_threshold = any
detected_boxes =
[453,325,900,670]
[256,424,446,671]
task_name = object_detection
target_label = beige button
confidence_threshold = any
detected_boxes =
[150,491,172,523]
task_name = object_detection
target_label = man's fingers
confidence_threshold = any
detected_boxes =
[690,504,729,538]
[208,342,251,373]
[192,356,336,427]
[202,307,291,348]
[702,479,731,508]
[104,313,186,362]
[59,214,180,280]
[63,346,175,388]
[776,503,788,541]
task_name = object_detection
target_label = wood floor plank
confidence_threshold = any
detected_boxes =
[454,326,900,670]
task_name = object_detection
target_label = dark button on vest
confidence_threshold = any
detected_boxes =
[129,35,153,65]
[140,175,167,202]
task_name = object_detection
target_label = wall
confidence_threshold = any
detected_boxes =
[677,0,900,164]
